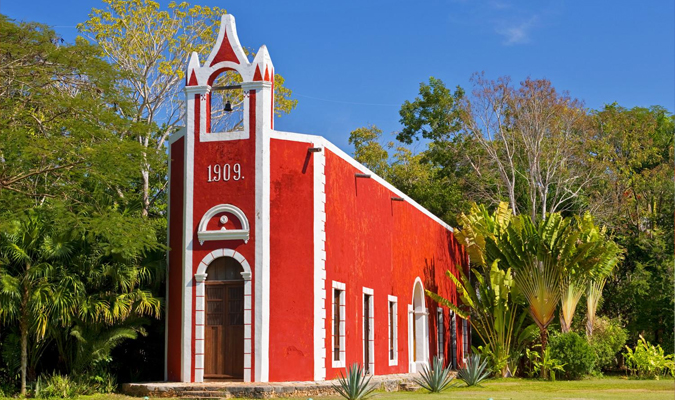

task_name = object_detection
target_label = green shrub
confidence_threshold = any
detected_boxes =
[34,372,117,398]
[589,316,628,371]
[624,335,674,379]
[413,356,454,393]
[549,332,596,379]
[525,345,565,381]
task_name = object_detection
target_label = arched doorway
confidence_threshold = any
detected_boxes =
[410,278,429,372]
[204,256,245,380]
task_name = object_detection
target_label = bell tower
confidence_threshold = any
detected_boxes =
[166,14,275,383]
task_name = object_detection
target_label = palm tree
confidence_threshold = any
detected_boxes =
[429,203,533,377]
[559,214,623,333]
[495,212,623,350]
[495,213,575,355]
[0,211,72,395]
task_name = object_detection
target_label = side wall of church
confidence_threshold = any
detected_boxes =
[322,148,467,379]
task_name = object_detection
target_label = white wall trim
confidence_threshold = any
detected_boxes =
[387,295,398,366]
[407,304,414,373]
[269,130,454,233]
[181,86,203,382]
[197,203,250,245]
[410,277,429,373]
[313,144,327,381]
[164,132,175,382]
[436,308,445,363]
[200,129,249,142]
[331,281,346,369]
[362,287,375,375]
[168,127,186,145]
[253,81,273,382]
[462,318,469,365]
[192,249,253,383]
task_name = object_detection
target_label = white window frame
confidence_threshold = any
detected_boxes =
[388,295,398,366]
[362,287,375,375]
[332,281,346,368]
[450,310,457,369]
[462,318,469,363]
[437,308,444,362]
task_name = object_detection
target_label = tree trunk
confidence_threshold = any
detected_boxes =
[560,313,571,333]
[141,165,150,217]
[540,328,549,380]
[20,277,29,396]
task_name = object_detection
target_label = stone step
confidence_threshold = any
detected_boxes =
[180,390,232,399]
[399,381,422,391]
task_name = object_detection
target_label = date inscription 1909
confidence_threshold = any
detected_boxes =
[207,163,243,182]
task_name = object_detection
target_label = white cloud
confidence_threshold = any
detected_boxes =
[496,15,538,45]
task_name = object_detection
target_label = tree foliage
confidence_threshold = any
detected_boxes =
[0,15,148,215]
[0,14,164,392]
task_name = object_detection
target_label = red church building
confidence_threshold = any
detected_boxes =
[165,15,470,383]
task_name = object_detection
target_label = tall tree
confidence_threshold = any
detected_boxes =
[558,213,623,333]
[590,104,674,350]
[79,0,297,216]
[460,74,595,221]
[0,14,148,216]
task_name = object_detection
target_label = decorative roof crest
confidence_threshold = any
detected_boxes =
[186,14,274,87]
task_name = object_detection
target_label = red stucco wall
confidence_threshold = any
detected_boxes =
[167,137,185,382]
[323,149,466,378]
[268,139,315,381]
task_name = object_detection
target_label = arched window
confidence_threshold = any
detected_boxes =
[207,257,244,281]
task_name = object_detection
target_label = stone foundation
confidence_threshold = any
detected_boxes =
[122,373,432,399]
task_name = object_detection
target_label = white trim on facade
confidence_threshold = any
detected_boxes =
[164,132,175,382]
[462,318,469,365]
[410,277,429,373]
[168,127,186,145]
[192,249,253,382]
[387,295,398,366]
[182,85,207,382]
[251,80,273,382]
[362,287,375,375]
[331,281,346,369]
[436,308,444,362]
[197,203,250,244]
[200,130,249,142]
[313,144,327,381]
[407,304,413,373]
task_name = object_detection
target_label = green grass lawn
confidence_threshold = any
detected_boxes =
[363,377,675,400]
[3,377,673,400]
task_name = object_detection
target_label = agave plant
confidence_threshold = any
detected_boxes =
[457,354,491,387]
[333,363,377,400]
[413,356,454,393]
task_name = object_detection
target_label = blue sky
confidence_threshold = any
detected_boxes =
[2,1,673,151]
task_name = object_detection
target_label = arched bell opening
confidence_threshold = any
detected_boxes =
[209,70,246,133]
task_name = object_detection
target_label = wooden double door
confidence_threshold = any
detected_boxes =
[204,281,244,380]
